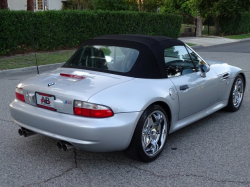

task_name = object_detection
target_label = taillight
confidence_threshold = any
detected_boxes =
[74,100,114,118]
[15,87,25,102]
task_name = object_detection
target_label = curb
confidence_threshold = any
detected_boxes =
[239,38,250,41]
[191,45,203,49]
[0,62,64,75]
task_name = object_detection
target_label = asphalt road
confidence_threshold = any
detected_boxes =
[195,40,250,53]
[0,44,250,186]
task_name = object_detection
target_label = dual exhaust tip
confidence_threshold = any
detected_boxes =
[18,128,74,151]
[57,141,74,151]
[18,128,35,137]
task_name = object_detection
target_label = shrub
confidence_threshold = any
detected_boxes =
[219,13,250,35]
[0,10,182,55]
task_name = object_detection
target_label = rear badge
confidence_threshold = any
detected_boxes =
[48,82,55,87]
[65,100,72,104]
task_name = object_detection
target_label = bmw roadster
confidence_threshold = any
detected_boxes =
[9,35,245,162]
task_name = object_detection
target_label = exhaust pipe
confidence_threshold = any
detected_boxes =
[18,129,23,136]
[23,129,35,137]
[57,141,74,151]
[57,141,63,150]
[18,128,36,137]
[62,142,74,151]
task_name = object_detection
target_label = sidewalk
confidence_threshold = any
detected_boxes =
[178,36,241,47]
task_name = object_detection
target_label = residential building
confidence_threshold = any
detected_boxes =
[8,0,66,11]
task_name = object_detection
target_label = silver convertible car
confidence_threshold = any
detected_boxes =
[10,35,245,162]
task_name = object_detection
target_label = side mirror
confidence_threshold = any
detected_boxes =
[105,56,113,63]
[200,64,210,78]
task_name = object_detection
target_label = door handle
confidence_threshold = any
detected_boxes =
[180,85,189,91]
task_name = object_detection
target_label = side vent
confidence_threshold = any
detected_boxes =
[221,73,229,80]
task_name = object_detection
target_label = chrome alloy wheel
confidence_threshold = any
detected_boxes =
[141,110,167,156]
[232,78,244,107]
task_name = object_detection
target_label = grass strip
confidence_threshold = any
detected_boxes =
[186,43,196,46]
[225,33,250,39]
[0,50,75,70]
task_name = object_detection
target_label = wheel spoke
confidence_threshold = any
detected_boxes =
[232,78,244,107]
[234,84,238,91]
[237,80,242,86]
[143,136,151,149]
[142,128,148,135]
[147,116,155,128]
[150,140,158,154]
[141,110,168,156]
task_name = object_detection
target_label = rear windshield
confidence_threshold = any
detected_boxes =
[64,45,139,73]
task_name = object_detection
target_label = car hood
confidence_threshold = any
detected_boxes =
[18,68,133,113]
[205,59,228,66]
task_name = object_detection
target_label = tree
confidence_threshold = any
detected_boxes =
[63,0,95,10]
[143,0,164,12]
[189,0,250,35]
[0,0,8,9]
[129,0,163,12]
[95,0,130,11]
[163,0,250,35]
[27,0,34,11]
[164,0,193,15]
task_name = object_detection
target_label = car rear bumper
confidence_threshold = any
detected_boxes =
[9,100,142,152]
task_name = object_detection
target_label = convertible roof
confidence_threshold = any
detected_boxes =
[93,34,184,47]
[68,35,186,78]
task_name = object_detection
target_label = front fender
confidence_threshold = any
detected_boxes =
[210,63,246,100]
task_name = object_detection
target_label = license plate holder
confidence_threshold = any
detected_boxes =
[35,92,56,111]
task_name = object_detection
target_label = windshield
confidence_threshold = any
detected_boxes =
[64,45,139,73]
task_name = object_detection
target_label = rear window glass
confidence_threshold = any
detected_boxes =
[64,45,139,73]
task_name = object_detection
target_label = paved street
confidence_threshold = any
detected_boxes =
[1,42,250,186]
[195,40,250,53]
[179,36,242,47]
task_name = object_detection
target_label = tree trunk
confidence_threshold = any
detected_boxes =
[0,0,8,9]
[214,17,220,36]
[137,0,143,12]
[77,0,81,9]
[27,0,34,11]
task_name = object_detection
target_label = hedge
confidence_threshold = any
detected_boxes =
[0,10,182,55]
[219,13,250,35]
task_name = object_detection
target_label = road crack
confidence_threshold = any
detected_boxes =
[23,149,78,187]
[21,153,250,186]
[77,158,250,185]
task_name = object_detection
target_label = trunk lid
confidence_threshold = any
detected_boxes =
[19,68,133,114]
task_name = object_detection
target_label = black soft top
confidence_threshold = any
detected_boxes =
[68,35,185,78]
[94,34,184,47]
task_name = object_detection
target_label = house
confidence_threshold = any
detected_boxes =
[8,0,66,11]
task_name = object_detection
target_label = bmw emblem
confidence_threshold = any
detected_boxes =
[48,82,55,87]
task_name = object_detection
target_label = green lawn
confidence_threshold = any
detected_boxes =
[0,50,75,70]
[225,33,250,39]
[186,43,196,46]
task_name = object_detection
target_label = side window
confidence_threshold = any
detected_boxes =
[164,46,195,77]
[186,47,205,68]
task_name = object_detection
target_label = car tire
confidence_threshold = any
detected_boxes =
[125,105,169,162]
[225,74,244,112]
